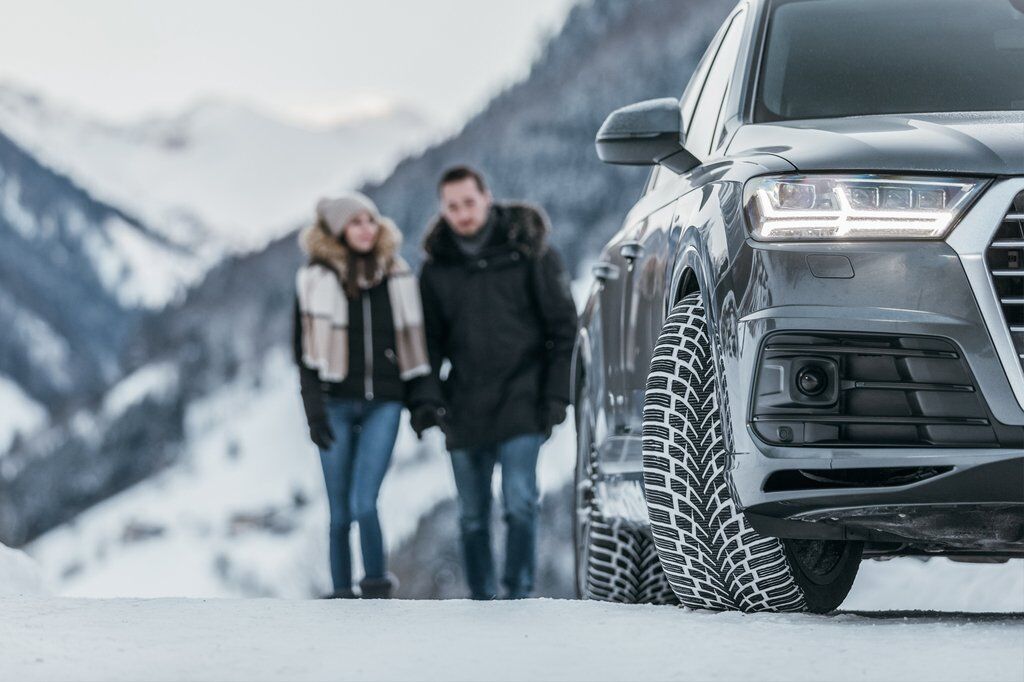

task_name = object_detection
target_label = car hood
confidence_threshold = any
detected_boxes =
[729,111,1024,176]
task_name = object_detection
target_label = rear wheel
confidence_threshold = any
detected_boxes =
[574,373,676,604]
[641,293,862,613]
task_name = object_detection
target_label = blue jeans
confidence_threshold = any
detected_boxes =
[449,433,544,600]
[319,398,402,592]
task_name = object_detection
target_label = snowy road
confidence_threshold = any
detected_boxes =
[1,598,1021,682]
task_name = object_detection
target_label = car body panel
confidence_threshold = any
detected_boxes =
[729,112,1024,176]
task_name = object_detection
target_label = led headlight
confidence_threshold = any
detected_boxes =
[744,174,986,241]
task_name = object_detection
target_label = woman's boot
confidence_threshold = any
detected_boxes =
[359,573,398,599]
[322,588,358,599]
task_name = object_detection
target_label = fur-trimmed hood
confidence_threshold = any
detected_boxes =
[422,202,550,264]
[299,216,407,280]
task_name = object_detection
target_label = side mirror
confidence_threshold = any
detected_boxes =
[595,98,699,174]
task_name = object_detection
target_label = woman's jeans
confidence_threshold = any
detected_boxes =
[449,433,544,600]
[319,397,402,592]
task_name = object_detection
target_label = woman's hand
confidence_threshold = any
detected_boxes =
[309,418,335,450]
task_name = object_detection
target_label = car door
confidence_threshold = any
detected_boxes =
[619,173,679,437]
[593,202,650,435]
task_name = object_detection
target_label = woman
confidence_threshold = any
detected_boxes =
[293,191,434,599]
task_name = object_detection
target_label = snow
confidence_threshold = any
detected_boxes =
[0,374,47,455]
[82,216,205,309]
[0,543,46,596]
[0,598,1019,682]
[101,362,179,420]
[0,290,72,388]
[0,175,38,239]
[847,557,1024,613]
[27,348,578,599]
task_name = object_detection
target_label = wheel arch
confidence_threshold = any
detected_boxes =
[673,267,701,304]
[570,327,592,406]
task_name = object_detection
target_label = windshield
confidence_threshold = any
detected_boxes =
[757,0,1024,121]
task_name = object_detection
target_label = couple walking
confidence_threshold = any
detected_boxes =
[293,166,578,600]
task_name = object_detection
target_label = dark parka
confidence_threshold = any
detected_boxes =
[418,203,578,450]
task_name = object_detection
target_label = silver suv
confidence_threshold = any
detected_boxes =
[573,0,1024,612]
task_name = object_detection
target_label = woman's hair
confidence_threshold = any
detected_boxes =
[316,214,381,299]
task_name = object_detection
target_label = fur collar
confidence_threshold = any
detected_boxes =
[423,202,550,264]
[299,216,407,282]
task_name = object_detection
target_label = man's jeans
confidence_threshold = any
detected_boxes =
[319,398,402,592]
[449,433,544,600]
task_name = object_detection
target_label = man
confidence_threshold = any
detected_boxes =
[411,166,578,600]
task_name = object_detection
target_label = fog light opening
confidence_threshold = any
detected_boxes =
[797,366,828,396]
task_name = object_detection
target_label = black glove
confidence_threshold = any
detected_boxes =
[309,418,335,450]
[541,401,568,438]
[411,404,449,439]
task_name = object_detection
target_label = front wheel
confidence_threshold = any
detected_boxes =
[641,293,862,613]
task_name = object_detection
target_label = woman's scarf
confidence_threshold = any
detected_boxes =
[295,219,430,383]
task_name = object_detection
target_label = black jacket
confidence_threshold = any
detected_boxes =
[292,279,407,405]
[418,203,578,450]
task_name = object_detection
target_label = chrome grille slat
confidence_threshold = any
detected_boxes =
[987,191,1024,373]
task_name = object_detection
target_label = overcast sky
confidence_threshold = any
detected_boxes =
[0,0,577,128]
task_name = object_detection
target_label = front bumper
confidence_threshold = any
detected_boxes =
[725,177,1024,551]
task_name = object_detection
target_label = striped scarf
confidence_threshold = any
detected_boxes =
[296,256,430,383]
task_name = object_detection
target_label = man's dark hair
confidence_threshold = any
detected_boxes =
[438,165,488,195]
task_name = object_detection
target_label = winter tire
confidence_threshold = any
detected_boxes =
[641,293,862,613]
[574,373,676,605]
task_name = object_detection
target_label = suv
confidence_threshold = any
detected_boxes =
[573,0,1024,613]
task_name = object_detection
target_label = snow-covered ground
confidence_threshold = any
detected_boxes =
[26,350,577,598]
[0,597,1020,682]
[0,543,46,596]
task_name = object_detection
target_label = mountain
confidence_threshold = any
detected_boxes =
[12,0,736,589]
[0,85,436,256]
[365,0,736,273]
[0,129,197,409]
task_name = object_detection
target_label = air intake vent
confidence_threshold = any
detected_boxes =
[986,191,1024,365]
[750,333,1015,448]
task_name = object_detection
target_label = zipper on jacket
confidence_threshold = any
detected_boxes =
[362,292,374,401]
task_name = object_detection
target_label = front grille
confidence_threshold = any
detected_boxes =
[750,332,1018,448]
[986,191,1024,364]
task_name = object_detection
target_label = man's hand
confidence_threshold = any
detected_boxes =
[541,401,568,438]
[309,418,335,450]
[411,404,449,439]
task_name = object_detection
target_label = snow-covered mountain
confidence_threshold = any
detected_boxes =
[0,84,435,255]
[0,127,197,416]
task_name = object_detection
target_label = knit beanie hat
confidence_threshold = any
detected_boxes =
[316,192,381,238]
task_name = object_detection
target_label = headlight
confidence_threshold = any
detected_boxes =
[744,174,986,241]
